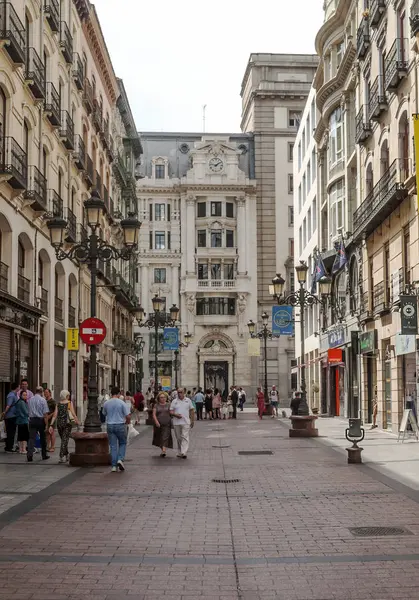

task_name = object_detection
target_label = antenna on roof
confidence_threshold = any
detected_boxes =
[203,104,207,133]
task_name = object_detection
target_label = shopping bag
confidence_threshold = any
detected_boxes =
[127,423,139,442]
[35,433,41,448]
[0,420,6,440]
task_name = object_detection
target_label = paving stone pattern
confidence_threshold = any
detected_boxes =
[1,417,419,598]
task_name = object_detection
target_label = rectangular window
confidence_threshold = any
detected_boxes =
[167,232,171,249]
[312,197,317,232]
[197,202,206,217]
[149,232,153,250]
[311,149,316,183]
[198,264,208,280]
[289,270,295,293]
[403,225,411,286]
[155,165,165,179]
[384,243,390,306]
[224,263,234,280]
[211,230,222,247]
[289,238,294,257]
[298,142,302,169]
[150,332,164,353]
[307,160,311,191]
[154,268,166,284]
[226,202,234,218]
[226,230,234,247]
[211,201,222,216]
[167,204,171,221]
[288,174,294,194]
[289,111,302,127]
[155,232,165,250]
[288,206,294,226]
[197,230,207,247]
[298,185,302,213]
[196,297,236,316]
[149,204,153,221]
[307,207,312,240]
[155,204,165,221]
[299,227,302,254]
[211,263,221,280]
[288,142,294,162]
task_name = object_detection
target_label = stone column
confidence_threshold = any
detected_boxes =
[141,265,149,312]
[186,195,195,274]
[171,264,179,306]
[236,196,246,275]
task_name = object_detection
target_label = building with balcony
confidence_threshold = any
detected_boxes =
[0,0,140,417]
[136,133,256,394]
[240,52,318,401]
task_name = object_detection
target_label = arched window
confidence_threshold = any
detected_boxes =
[58,169,63,198]
[0,88,6,135]
[42,147,47,177]
[380,141,389,176]
[71,187,76,213]
[349,258,359,314]
[18,240,25,275]
[366,163,373,196]
[23,120,29,165]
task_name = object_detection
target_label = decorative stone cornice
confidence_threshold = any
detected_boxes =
[316,41,356,113]
[73,0,90,21]
[315,0,352,56]
[83,7,119,105]
[137,183,256,195]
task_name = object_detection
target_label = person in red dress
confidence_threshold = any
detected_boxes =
[256,387,265,420]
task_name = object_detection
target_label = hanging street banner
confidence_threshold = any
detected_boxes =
[272,305,293,335]
[163,327,179,351]
[248,338,261,356]
[400,295,418,335]
[413,114,419,209]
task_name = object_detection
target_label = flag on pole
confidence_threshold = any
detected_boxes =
[332,237,347,274]
[310,252,327,293]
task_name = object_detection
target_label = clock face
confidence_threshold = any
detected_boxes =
[209,157,224,172]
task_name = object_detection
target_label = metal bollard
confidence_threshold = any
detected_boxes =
[345,418,365,464]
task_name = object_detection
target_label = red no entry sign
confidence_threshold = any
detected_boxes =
[79,317,107,345]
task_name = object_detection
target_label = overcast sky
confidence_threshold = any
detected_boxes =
[93,0,324,133]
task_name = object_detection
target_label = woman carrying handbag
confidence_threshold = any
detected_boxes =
[50,390,79,463]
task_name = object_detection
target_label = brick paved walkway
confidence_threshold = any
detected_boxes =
[1,415,419,598]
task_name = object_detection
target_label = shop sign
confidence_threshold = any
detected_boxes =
[400,295,418,335]
[162,328,179,351]
[359,330,377,354]
[395,333,416,356]
[328,327,345,348]
[161,376,171,391]
[66,328,79,351]
[328,348,343,363]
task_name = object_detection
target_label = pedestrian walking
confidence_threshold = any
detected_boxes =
[44,389,56,451]
[194,387,204,421]
[50,390,79,463]
[27,386,50,462]
[103,386,130,472]
[133,388,145,425]
[19,379,33,401]
[221,393,229,420]
[238,387,246,411]
[290,391,301,416]
[152,392,173,457]
[269,385,279,418]
[170,388,195,459]
[3,381,19,453]
[15,391,29,454]
[204,389,213,419]
[231,386,239,419]
[257,387,265,420]
[212,388,221,419]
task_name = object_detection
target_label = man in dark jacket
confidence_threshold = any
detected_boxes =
[290,391,302,416]
[231,386,239,419]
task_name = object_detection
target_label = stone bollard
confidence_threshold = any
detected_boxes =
[346,445,364,464]
[345,418,365,465]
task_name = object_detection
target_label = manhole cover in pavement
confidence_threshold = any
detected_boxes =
[238,451,273,455]
[212,478,241,483]
[212,445,230,448]
[349,527,412,537]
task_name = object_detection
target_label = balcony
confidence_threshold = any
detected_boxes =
[197,280,236,289]
[0,3,25,64]
[103,186,109,211]
[0,137,27,189]
[113,152,128,187]
[107,135,115,162]
[92,100,103,133]
[373,282,390,316]
[39,287,48,315]
[370,0,386,28]
[64,207,76,242]
[24,166,47,211]
[25,48,45,99]
[95,171,102,195]
[59,21,73,63]
[78,223,88,243]
[44,82,60,127]
[18,274,30,304]
[83,78,93,114]
[68,305,76,327]
[84,154,94,187]
[72,53,84,90]
[353,159,409,241]
[0,262,8,292]
[73,135,85,170]
[356,17,370,59]
[369,75,387,121]
[391,268,404,306]
[101,119,109,149]
[115,275,136,309]
[385,39,408,92]
[59,110,74,150]
[48,189,63,217]
[355,105,372,144]
[55,297,63,324]
[44,0,59,32]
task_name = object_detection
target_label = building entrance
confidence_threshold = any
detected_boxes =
[204,361,228,397]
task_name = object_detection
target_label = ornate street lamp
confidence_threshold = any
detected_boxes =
[247,315,280,409]
[173,332,192,389]
[47,190,141,463]
[134,333,145,392]
[136,294,179,399]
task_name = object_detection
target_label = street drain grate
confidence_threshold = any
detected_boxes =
[238,451,273,456]
[212,445,231,448]
[212,478,241,484]
[349,527,412,537]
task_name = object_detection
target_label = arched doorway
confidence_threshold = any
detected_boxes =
[198,334,235,398]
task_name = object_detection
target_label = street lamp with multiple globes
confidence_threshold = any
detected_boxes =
[134,295,180,399]
[134,333,145,391]
[173,332,192,389]
[247,312,280,410]
[271,263,332,416]
[47,190,141,465]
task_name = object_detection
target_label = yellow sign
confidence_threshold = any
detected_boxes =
[161,376,171,391]
[248,338,261,356]
[413,114,419,209]
[67,328,79,351]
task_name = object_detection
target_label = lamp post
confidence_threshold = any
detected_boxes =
[173,332,192,389]
[135,295,180,399]
[134,333,145,391]
[247,312,280,411]
[47,190,141,465]
[271,265,331,417]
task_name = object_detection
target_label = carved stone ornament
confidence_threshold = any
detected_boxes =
[237,294,247,314]
[237,196,246,206]
[210,327,221,334]
[186,294,196,314]
[209,142,225,156]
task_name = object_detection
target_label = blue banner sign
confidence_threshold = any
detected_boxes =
[272,306,293,335]
[328,327,345,348]
[163,328,179,351]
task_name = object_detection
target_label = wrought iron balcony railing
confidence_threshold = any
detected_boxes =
[68,305,76,328]
[44,82,60,127]
[0,136,27,190]
[373,281,390,315]
[72,52,84,90]
[370,0,386,28]
[44,0,59,32]
[385,38,409,92]
[59,110,74,150]
[355,105,372,144]
[59,21,73,63]
[24,165,47,211]
[55,296,63,324]
[0,3,25,64]
[95,171,102,195]
[25,47,46,99]
[64,207,76,242]
[369,75,387,121]
[356,16,370,59]
[73,134,85,171]
[0,261,8,293]
[48,189,63,217]
[78,223,88,243]
[84,154,94,187]
[40,287,48,315]
[83,78,93,114]
[18,274,30,304]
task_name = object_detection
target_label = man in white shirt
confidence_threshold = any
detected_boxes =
[269,385,279,419]
[170,388,195,459]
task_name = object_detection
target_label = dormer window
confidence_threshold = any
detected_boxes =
[155,165,165,179]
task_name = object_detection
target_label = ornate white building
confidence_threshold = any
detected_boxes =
[136,133,257,394]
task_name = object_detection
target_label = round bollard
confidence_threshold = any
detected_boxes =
[346,446,363,464]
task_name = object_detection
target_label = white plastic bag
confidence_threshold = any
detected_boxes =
[127,423,139,443]
[0,420,6,440]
